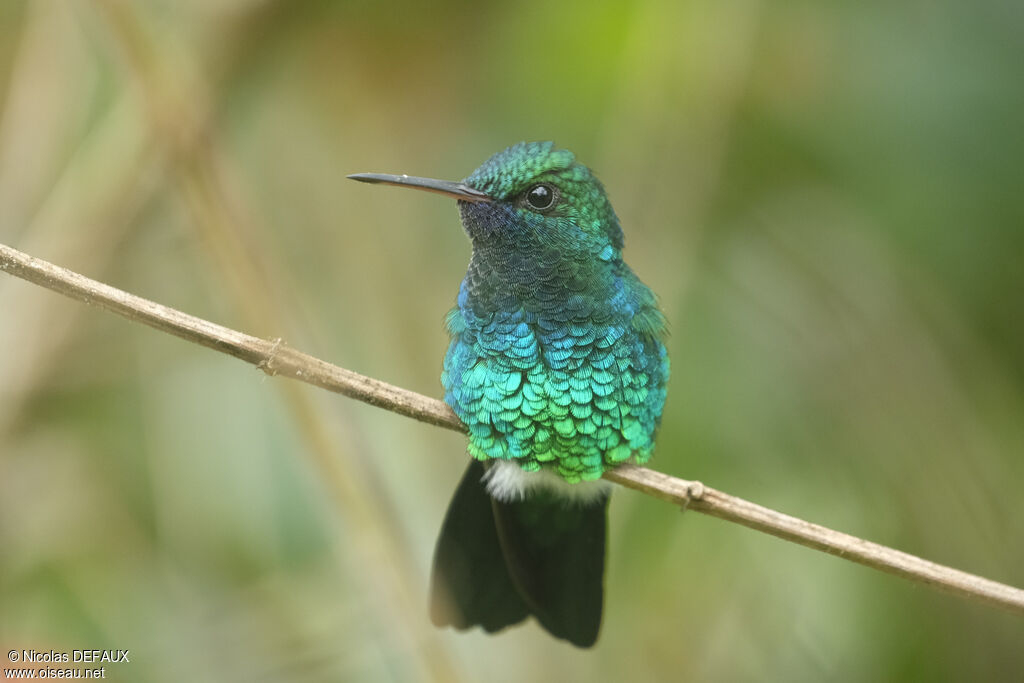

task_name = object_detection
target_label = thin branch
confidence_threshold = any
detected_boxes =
[2,240,1023,618]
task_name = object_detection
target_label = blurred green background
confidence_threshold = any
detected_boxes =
[1,0,1022,680]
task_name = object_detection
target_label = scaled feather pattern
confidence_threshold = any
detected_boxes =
[441,142,670,483]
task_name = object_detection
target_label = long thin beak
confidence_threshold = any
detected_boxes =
[347,173,492,203]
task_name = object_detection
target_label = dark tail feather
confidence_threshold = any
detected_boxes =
[492,487,608,648]
[429,460,608,648]
[430,460,530,632]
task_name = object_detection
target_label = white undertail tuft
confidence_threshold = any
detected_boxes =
[482,460,611,504]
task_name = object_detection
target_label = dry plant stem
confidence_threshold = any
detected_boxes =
[3,240,1023,618]
[599,466,1024,615]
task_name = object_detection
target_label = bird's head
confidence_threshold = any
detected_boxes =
[349,142,624,265]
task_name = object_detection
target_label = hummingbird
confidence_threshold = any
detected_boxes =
[349,142,669,648]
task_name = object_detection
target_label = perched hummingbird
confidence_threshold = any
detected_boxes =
[349,142,669,647]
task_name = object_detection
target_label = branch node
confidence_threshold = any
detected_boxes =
[258,337,285,376]
[679,480,706,514]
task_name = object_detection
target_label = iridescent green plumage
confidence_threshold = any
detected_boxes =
[349,142,669,647]
[442,142,669,483]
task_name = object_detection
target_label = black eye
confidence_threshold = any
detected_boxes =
[525,183,557,211]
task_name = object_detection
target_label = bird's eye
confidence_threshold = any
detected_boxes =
[525,183,557,211]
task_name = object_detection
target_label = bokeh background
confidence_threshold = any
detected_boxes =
[1,1,1022,680]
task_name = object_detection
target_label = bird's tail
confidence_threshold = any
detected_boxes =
[429,460,608,648]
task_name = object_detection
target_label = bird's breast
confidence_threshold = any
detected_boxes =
[442,304,668,484]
